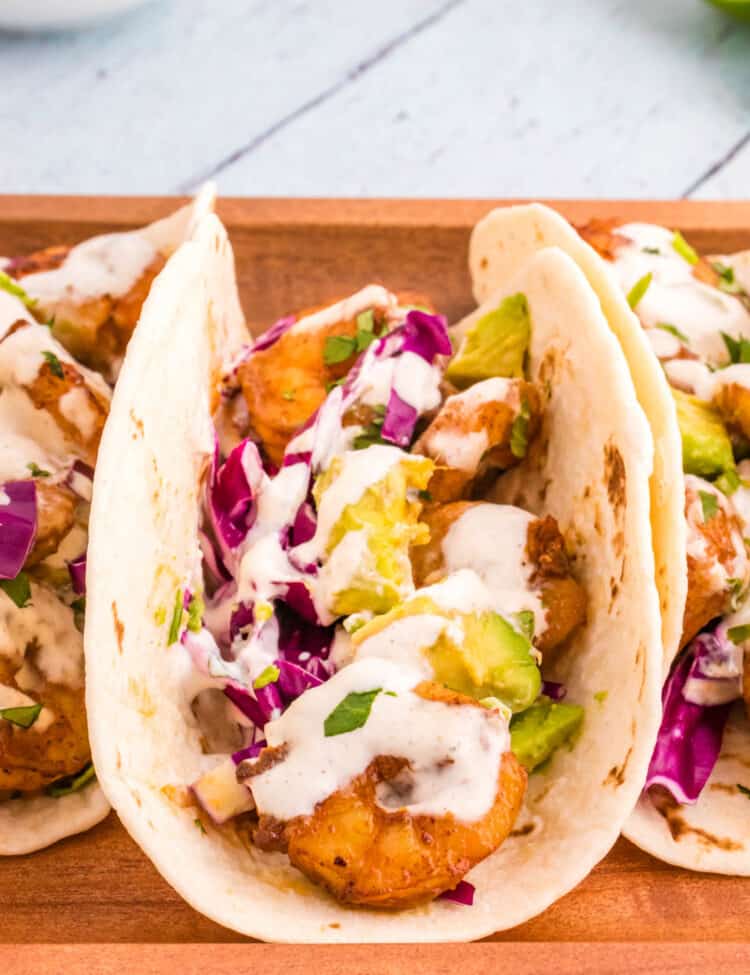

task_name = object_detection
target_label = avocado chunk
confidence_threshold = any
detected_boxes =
[315,449,433,617]
[446,293,530,388]
[673,389,735,479]
[510,696,584,771]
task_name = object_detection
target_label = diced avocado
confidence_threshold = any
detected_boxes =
[316,452,433,617]
[510,697,584,771]
[673,388,735,479]
[446,293,530,388]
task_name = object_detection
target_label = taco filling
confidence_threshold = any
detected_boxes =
[0,190,212,853]
[172,288,587,907]
[578,219,750,810]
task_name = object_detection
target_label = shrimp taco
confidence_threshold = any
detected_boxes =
[0,186,215,855]
[85,214,661,941]
[470,203,750,875]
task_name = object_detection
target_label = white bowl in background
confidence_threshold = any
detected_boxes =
[0,0,154,30]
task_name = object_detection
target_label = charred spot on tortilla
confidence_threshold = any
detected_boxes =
[510,822,535,838]
[129,408,144,438]
[652,790,743,850]
[603,442,626,515]
[603,744,633,788]
[111,600,125,654]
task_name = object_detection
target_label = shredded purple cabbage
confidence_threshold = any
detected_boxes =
[646,645,733,805]
[231,739,266,765]
[683,629,743,706]
[401,308,452,361]
[251,314,297,353]
[276,659,324,699]
[224,681,282,730]
[0,480,36,579]
[207,439,261,558]
[67,553,86,595]
[439,880,475,906]
[541,681,567,702]
[381,388,419,448]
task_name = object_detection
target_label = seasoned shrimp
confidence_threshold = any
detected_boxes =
[576,219,630,261]
[238,290,401,466]
[0,322,110,466]
[251,683,526,908]
[683,476,749,648]
[26,481,79,567]
[0,585,90,793]
[412,501,585,656]
[712,381,750,443]
[8,245,165,379]
[413,378,542,502]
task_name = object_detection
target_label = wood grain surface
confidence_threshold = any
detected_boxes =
[1,197,750,954]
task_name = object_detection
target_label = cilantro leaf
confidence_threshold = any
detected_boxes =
[721,331,750,364]
[253,664,280,690]
[46,763,96,798]
[728,624,750,645]
[0,702,42,729]
[0,572,31,609]
[323,335,357,365]
[672,231,699,265]
[26,461,50,478]
[194,817,207,834]
[325,376,346,394]
[737,784,750,798]
[627,272,653,310]
[324,688,383,737]
[0,269,36,309]
[699,490,719,521]
[713,261,736,288]
[42,350,64,379]
[656,322,689,344]
[642,246,661,255]
[510,398,530,459]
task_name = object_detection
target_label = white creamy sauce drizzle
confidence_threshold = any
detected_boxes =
[0,289,33,339]
[440,504,547,638]
[248,657,508,822]
[0,584,83,689]
[684,475,748,595]
[392,350,442,414]
[0,389,68,480]
[645,327,682,361]
[703,363,750,403]
[663,358,713,397]
[20,231,158,305]
[287,285,397,338]
[355,614,457,677]
[612,223,750,367]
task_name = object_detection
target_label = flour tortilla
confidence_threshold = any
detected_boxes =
[0,186,217,856]
[470,204,686,677]
[86,237,661,941]
[470,205,750,875]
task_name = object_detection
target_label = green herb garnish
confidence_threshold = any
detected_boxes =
[194,817,207,834]
[593,690,609,704]
[167,588,183,645]
[325,376,347,394]
[721,331,750,364]
[324,688,383,737]
[418,489,433,503]
[728,624,750,645]
[713,261,736,287]
[642,246,661,255]
[0,269,36,308]
[510,398,530,459]
[253,664,281,690]
[46,763,96,798]
[656,322,689,344]
[355,309,377,351]
[672,231,699,265]
[352,408,386,450]
[323,335,358,365]
[699,490,719,521]
[0,572,31,609]
[737,784,750,798]
[42,350,64,379]
[0,702,42,729]
[627,272,653,310]
[26,461,50,478]
[515,609,535,642]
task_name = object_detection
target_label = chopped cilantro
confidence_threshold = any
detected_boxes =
[593,690,609,704]
[515,609,535,642]
[26,461,50,478]
[352,408,386,450]
[46,763,96,798]
[627,272,653,310]
[510,398,530,459]
[0,702,42,729]
[194,817,207,834]
[699,490,719,521]
[0,572,31,609]
[42,350,64,379]
[253,664,281,690]
[721,331,750,365]
[713,261,736,287]
[728,624,750,645]
[324,688,382,737]
[418,489,433,503]
[324,376,346,394]
[737,784,750,798]
[672,231,699,265]
[655,322,689,344]
[0,269,36,308]
[167,588,183,645]
[642,246,661,255]
[323,334,357,365]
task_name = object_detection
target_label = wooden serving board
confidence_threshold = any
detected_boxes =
[2,198,750,969]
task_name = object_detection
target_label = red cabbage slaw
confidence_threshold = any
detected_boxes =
[0,479,37,580]
[646,625,738,805]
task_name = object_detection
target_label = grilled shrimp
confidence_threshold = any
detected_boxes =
[682,476,749,648]
[26,481,79,567]
[413,379,542,502]
[412,501,585,656]
[251,683,526,908]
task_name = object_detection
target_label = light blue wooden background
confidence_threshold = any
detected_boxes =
[1,0,749,198]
